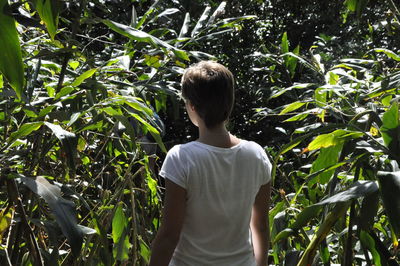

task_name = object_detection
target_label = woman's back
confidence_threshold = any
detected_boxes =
[160,140,271,265]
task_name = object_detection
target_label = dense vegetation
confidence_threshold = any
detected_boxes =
[0,0,399,265]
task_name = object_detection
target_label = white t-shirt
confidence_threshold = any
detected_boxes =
[159,140,272,266]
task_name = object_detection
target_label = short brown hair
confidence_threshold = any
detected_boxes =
[181,61,235,129]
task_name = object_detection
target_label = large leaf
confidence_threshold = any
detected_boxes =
[0,0,25,99]
[33,0,59,40]
[275,180,379,243]
[178,12,190,39]
[207,1,226,26]
[279,101,305,115]
[191,6,211,37]
[6,122,44,148]
[19,175,83,256]
[307,129,364,151]
[0,206,13,243]
[377,171,400,238]
[71,68,97,87]
[112,203,131,262]
[297,203,350,266]
[44,122,77,173]
[360,230,382,266]
[103,20,189,61]
[380,102,400,161]
[309,143,343,185]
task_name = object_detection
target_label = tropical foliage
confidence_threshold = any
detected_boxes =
[0,0,399,265]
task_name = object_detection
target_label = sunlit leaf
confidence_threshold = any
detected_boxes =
[191,6,211,37]
[6,122,43,147]
[307,129,363,151]
[112,203,131,262]
[19,175,83,256]
[279,101,305,115]
[380,102,400,156]
[45,122,77,172]
[373,48,400,61]
[309,144,343,185]
[33,0,59,40]
[207,1,226,26]
[103,20,189,61]
[0,0,25,99]
[72,68,97,87]
[178,13,190,38]
[0,206,13,243]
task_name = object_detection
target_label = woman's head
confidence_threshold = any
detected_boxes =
[181,61,235,129]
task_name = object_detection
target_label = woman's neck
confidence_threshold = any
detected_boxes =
[197,123,240,148]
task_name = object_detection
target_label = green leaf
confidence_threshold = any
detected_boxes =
[6,122,43,148]
[373,48,400,61]
[191,6,211,37]
[270,83,314,99]
[72,68,97,87]
[288,45,300,78]
[281,32,289,54]
[44,122,77,172]
[279,101,305,115]
[178,13,190,38]
[297,203,349,266]
[103,20,189,61]
[360,230,382,266]
[290,181,378,231]
[359,191,379,230]
[19,175,83,256]
[344,0,357,11]
[284,113,309,122]
[33,0,59,40]
[310,144,343,185]
[379,102,400,156]
[0,0,25,99]
[0,207,13,243]
[307,129,363,151]
[55,86,75,99]
[112,203,131,262]
[377,171,400,238]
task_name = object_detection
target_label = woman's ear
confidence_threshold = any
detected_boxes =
[185,100,196,112]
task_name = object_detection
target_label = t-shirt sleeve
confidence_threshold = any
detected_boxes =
[159,145,187,189]
[260,147,272,185]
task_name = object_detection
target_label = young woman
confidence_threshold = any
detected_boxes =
[149,61,271,266]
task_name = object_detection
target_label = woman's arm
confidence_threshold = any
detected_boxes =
[250,182,271,266]
[149,179,187,266]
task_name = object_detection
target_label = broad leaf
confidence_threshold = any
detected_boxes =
[279,101,305,115]
[309,143,343,185]
[19,175,83,256]
[112,203,131,262]
[45,122,77,172]
[377,171,400,238]
[103,20,189,61]
[72,68,97,87]
[380,102,400,160]
[178,13,190,39]
[33,0,59,40]
[191,6,211,37]
[373,48,400,61]
[0,206,13,243]
[287,181,378,234]
[360,230,382,266]
[307,129,363,151]
[6,122,43,148]
[0,0,25,99]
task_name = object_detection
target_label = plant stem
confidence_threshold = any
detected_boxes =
[56,0,86,92]
[343,166,361,266]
